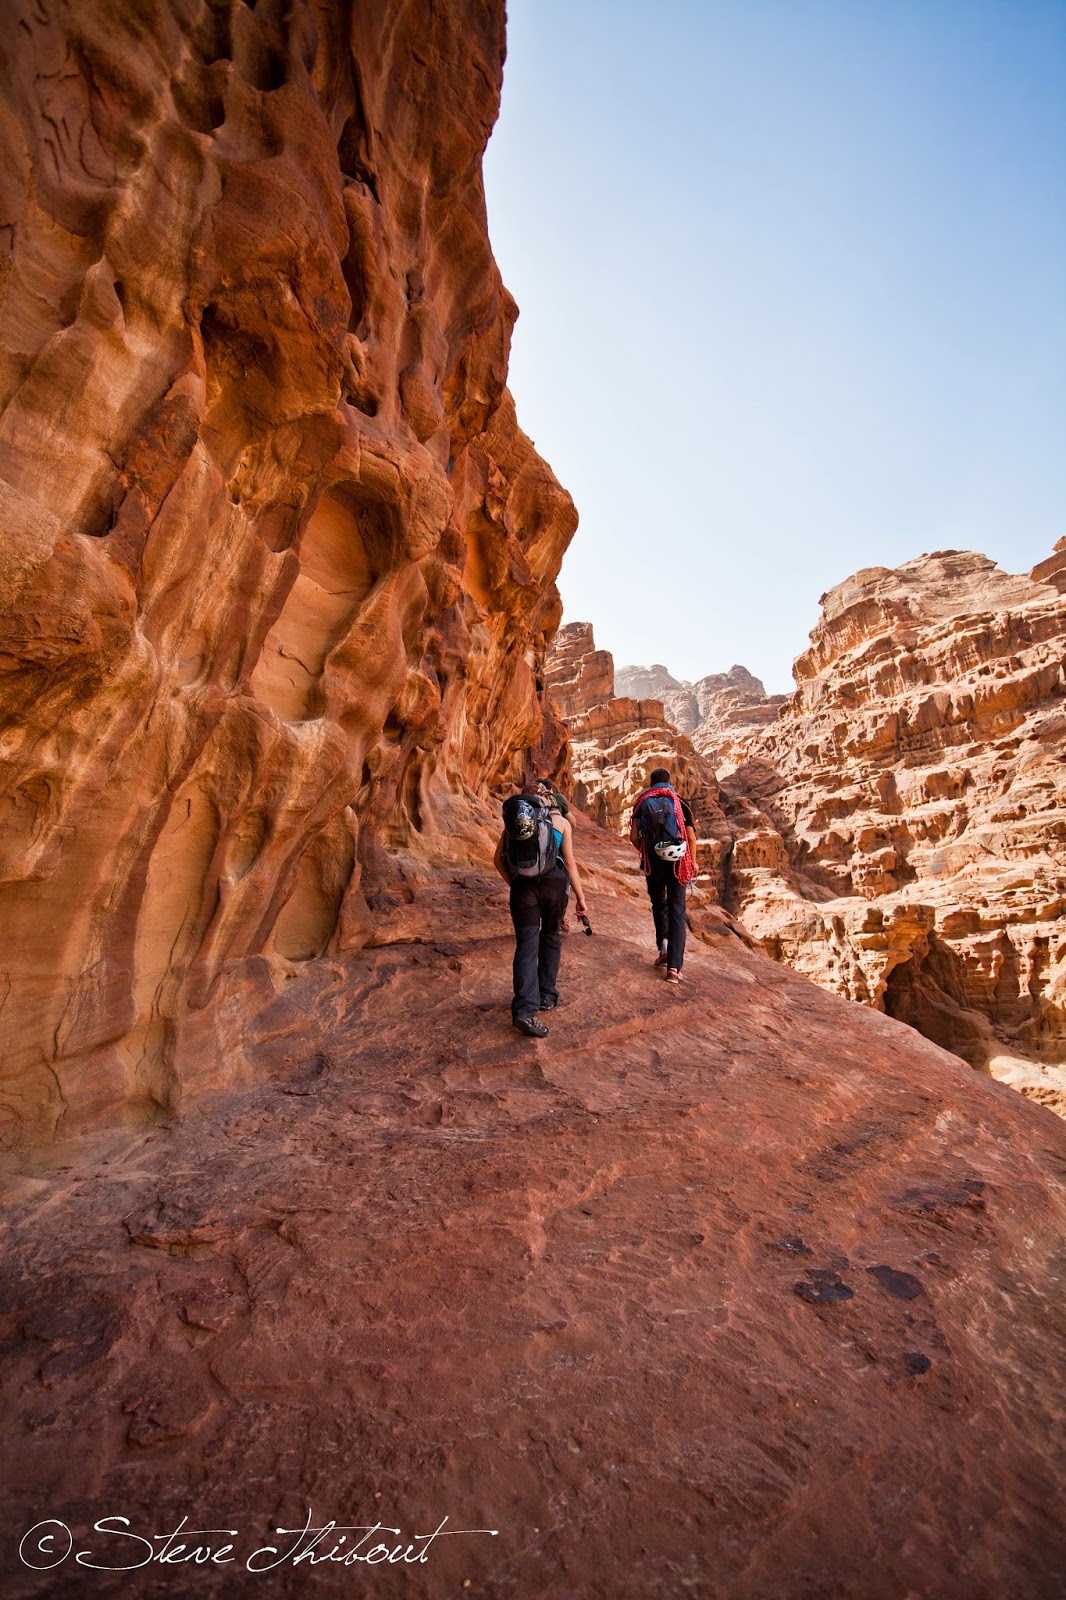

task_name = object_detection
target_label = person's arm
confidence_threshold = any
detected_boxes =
[493,832,512,885]
[558,817,587,915]
[629,801,642,851]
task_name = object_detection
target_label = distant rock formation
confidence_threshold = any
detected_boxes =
[0,0,576,1142]
[617,661,787,758]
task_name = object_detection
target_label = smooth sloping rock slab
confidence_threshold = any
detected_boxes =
[0,826,1063,1598]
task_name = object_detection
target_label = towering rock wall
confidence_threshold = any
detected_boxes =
[556,548,1066,1112]
[722,547,1066,1109]
[0,0,576,1143]
[543,619,614,719]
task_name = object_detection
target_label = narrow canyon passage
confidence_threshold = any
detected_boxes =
[2,822,1063,1599]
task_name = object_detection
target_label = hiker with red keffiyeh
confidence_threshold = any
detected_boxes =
[629,766,698,985]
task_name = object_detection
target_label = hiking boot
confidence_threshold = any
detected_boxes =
[654,950,669,967]
[539,996,559,1011]
[665,968,683,985]
[513,1014,549,1038]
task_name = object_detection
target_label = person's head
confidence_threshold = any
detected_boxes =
[535,775,555,801]
[649,767,671,787]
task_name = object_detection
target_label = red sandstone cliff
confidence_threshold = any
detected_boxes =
[722,546,1066,1111]
[0,0,575,1144]
[560,548,1066,1114]
[0,10,1064,1595]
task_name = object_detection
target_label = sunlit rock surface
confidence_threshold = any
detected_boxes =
[721,547,1066,1114]
[0,0,575,1144]
[543,620,615,720]
[580,549,1066,1114]
[1,8,1064,1593]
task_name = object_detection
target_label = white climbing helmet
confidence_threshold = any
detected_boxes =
[654,839,688,862]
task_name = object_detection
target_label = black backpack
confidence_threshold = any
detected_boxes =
[502,794,558,878]
[638,791,684,856]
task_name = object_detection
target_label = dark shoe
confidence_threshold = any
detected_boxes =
[513,1014,549,1037]
[665,967,683,985]
[539,997,558,1011]
[654,950,668,967]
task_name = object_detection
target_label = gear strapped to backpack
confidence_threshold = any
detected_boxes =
[639,790,687,862]
[502,794,558,878]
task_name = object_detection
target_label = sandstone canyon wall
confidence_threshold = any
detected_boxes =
[0,0,576,1144]
[554,547,1066,1112]
[1,24,1064,1592]
[724,546,1066,1110]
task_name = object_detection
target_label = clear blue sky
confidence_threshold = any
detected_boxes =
[483,0,1066,692]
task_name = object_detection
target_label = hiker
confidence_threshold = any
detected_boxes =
[629,766,698,984]
[494,781,587,1037]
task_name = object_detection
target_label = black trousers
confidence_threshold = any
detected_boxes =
[509,868,569,1020]
[645,861,687,970]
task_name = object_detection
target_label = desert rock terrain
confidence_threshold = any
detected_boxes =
[1,3,1064,1596]
[555,547,1066,1114]
[724,547,1066,1112]
[2,821,1064,1598]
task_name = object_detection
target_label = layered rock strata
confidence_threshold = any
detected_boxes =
[0,0,576,1143]
[558,548,1066,1111]
[541,619,614,719]
[721,547,1066,1111]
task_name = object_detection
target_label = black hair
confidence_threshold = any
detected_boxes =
[649,767,671,785]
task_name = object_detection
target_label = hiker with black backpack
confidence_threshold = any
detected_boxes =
[629,766,698,985]
[494,783,587,1037]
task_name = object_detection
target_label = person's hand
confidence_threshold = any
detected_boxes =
[575,898,588,917]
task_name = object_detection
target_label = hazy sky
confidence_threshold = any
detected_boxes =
[483,0,1066,692]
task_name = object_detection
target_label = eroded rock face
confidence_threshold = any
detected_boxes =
[558,551,1066,1114]
[0,0,576,1143]
[721,547,1066,1112]
[543,620,614,719]
[687,666,789,760]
